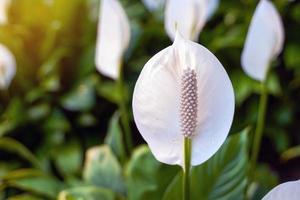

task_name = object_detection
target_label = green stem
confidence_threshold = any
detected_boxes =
[246,74,269,197]
[117,64,133,155]
[183,137,191,200]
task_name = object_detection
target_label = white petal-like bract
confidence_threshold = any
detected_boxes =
[241,0,284,81]
[165,0,207,41]
[207,0,219,19]
[142,0,165,11]
[132,32,234,167]
[95,0,131,79]
[0,0,10,24]
[0,44,16,89]
[262,180,300,200]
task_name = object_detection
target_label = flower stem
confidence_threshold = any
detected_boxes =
[117,64,133,155]
[247,74,269,194]
[183,137,191,200]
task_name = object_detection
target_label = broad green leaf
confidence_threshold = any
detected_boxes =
[58,186,115,200]
[27,103,51,121]
[61,77,96,111]
[97,81,121,104]
[250,165,279,200]
[0,138,41,169]
[83,145,125,194]
[163,129,249,200]
[104,113,126,163]
[127,145,180,200]
[52,141,82,177]
[43,110,71,136]
[7,194,43,200]
[3,169,63,199]
[284,44,300,70]
[77,113,97,127]
[0,98,25,137]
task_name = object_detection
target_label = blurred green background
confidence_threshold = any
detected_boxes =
[0,0,299,199]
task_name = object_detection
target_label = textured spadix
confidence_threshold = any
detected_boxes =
[241,0,284,82]
[262,180,300,200]
[132,32,234,167]
[95,0,130,79]
[0,0,10,24]
[0,44,16,89]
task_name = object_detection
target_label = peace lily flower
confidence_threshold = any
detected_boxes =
[142,0,165,12]
[0,44,16,90]
[241,0,284,82]
[132,31,234,167]
[164,0,220,41]
[262,180,300,200]
[95,0,130,79]
[0,0,10,24]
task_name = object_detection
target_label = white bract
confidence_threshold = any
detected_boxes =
[142,0,165,11]
[241,0,284,82]
[207,0,219,19]
[132,31,234,167]
[0,0,10,24]
[95,0,131,79]
[164,0,220,41]
[262,180,300,200]
[0,44,16,89]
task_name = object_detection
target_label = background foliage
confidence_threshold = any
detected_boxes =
[0,0,299,199]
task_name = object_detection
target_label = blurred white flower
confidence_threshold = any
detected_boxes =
[207,0,219,19]
[262,180,300,200]
[142,0,165,11]
[132,31,234,167]
[0,44,16,89]
[241,0,284,82]
[0,0,10,24]
[165,0,207,41]
[164,0,220,41]
[95,0,131,79]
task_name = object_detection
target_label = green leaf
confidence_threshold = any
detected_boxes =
[58,186,115,200]
[83,145,125,194]
[97,81,122,104]
[7,194,43,200]
[3,169,63,199]
[104,113,126,163]
[52,141,82,177]
[0,98,25,137]
[27,103,51,121]
[0,138,41,169]
[127,145,180,200]
[163,129,249,200]
[61,77,96,112]
[251,165,279,200]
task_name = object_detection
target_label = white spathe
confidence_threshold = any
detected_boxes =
[0,44,16,89]
[132,32,234,167]
[165,0,207,41]
[262,180,300,200]
[0,0,10,24]
[142,0,165,11]
[241,0,284,82]
[164,0,220,41]
[95,0,131,79]
[207,0,219,19]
